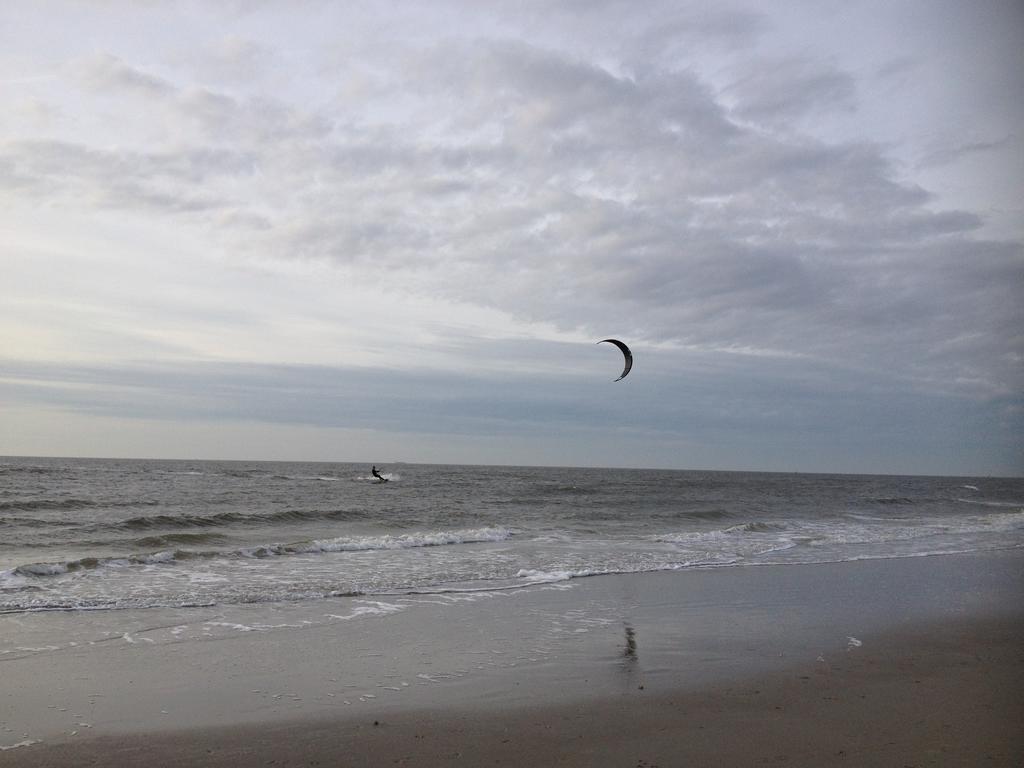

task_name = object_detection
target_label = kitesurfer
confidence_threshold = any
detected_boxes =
[371,465,384,480]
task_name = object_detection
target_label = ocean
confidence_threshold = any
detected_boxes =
[2,456,1022,616]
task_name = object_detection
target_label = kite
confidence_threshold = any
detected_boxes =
[598,339,632,381]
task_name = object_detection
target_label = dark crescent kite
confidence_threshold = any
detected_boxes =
[598,339,632,382]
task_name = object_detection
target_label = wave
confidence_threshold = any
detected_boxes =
[728,521,785,533]
[0,465,59,475]
[0,498,94,512]
[236,527,511,558]
[653,520,786,544]
[0,498,159,512]
[397,564,697,594]
[3,517,1021,614]
[0,516,78,528]
[982,510,1024,528]
[955,498,1023,509]
[153,468,356,482]
[1,526,513,582]
[110,507,367,531]
[9,550,185,577]
[656,509,1024,551]
[679,508,732,520]
[129,532,230,548]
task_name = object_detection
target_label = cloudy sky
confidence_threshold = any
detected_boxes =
[2,0,1021,475]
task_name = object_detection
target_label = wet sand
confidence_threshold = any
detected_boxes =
[3,552,1022,766]
[8,615,1022,767]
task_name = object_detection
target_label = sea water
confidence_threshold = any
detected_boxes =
[2,457,1021,615]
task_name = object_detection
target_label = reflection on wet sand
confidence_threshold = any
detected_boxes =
[623,622,637,660]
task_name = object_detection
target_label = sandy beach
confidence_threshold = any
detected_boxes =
[3,551,1022,767]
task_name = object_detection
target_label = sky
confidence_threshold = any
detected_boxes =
[1,0,1022,475]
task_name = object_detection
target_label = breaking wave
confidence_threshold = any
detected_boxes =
[1,526,513,583]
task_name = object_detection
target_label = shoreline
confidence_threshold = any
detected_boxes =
[2,551,1022,765]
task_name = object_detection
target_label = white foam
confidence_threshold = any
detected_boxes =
[138,550,178,565]
[205,621,256,632]
[13,562,69,577]
[515,567,604,583]
[359,472,400,482]
[293,526,512,555]
[656,508,1024,563]
[325,600,405,621]
[0,739,40,751]
[654,523,786,545]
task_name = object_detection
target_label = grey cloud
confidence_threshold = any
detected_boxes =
[177,88,238,127]
[2,140,255,182]
[917,136,1014,169]
[0,140,255,213]
[75,50,332,147]
[724,57,857,125]
[875,56,917,81]
[636,7,768,57]
[418,40,736,147]
[78,52,176,97]
[177,89,333,144]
